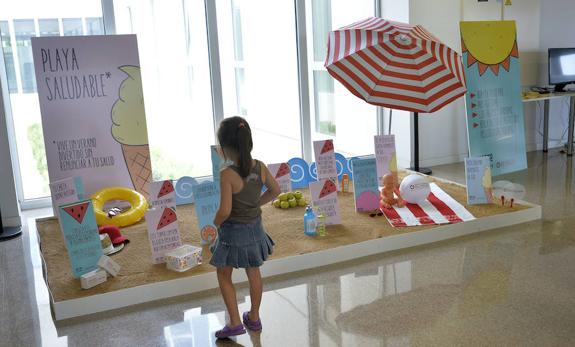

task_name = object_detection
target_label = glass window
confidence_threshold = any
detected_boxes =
[313,70,335,135]
[38,19,60,37]
[63,18,83,36]
[14,19,36,94]
[114,0,214,179]
[0,21,18,93]
[86,17,104,35]
[306,0,377,158]
[217,0,302,164]
[4,1,104,201]
[234,67,247,116]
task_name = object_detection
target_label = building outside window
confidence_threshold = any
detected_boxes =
[62,18,82,36]
[0,20,18,93]
[1,0,104,202]
[217,0,302,165]
[38,18,59,37]
[114,0,215,180]
[86,17,104,35]
[14,19,36,94]
[306,0,377,158]
[1,0,382,206]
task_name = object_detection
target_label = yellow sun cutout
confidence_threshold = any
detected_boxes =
[460,21,519,76]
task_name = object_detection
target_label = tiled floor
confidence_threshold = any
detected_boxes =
[1,150,574,346]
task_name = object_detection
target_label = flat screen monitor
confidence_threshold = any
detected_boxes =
[549,48,575,91]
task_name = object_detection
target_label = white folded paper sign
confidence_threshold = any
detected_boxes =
[98,254,121,277]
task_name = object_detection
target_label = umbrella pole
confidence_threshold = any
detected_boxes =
[411,112,432,175]
[0,208,22,242]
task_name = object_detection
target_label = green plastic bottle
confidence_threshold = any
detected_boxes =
[316,208,326,237]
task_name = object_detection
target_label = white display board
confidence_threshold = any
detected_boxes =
[32,35,152,197]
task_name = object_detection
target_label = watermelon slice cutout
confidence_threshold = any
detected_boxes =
[157,180,175,199]
[320,140,334,154]
[318,179,337,199]
[157,208,177,229]
[62,202,90,224]
[275,163,290,179]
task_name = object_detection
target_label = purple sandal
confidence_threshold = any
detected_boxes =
[243,311,262,331]
[215,324,246,339]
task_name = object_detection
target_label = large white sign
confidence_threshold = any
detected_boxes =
[32,35,152,197]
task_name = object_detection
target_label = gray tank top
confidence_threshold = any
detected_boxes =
[227,160,263,223]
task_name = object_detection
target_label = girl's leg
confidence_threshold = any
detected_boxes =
[216,267,241,326]
[245,267,263,321]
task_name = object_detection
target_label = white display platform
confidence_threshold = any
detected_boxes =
[31,195,541,321]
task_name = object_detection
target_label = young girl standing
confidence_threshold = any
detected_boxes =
[210,116,281,339]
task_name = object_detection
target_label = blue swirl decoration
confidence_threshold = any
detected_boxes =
[176,154,363,201]
[309,162,318,181]
[175,176,199,205]
[288,157,313,189]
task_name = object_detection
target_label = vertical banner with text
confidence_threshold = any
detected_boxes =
[32,35,152,197]
[460,21,527,176]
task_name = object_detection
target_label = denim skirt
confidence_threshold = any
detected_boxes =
[209,217,274,269]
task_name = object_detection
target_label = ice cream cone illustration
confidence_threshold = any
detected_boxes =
[389,152,399,187]
[111,66,151,197]
[482,166,493,202]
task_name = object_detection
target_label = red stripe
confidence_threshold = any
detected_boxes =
[377,64,445,83]
[347,17,374,30]
[325,34,332,65]
[428,91,466,113]
[376,72,452,93]
[326,68,365,100]
[365,30,372,47]
[404,203,435,225]
[334,60,373,92]
[347,55,379,84]
[380,206,408,227]
[344,30,351,57]
[367,46,429,70]
[333,31,341,62]
[426,81,465,103]
[355,30,361,53]
[427,192,463,223]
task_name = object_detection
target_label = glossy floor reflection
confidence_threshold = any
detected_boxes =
[2,150,575,346]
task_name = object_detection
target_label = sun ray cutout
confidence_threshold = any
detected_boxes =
[460,22,519,76]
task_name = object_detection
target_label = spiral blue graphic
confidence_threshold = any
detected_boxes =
[175,176,199,205]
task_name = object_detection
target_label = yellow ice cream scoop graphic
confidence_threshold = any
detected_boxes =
[389,152,397,172]
[482,166,492,188]
[111,66,148,146]
[111,65,151,197]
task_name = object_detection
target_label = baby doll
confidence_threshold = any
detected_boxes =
[380,173,405,208]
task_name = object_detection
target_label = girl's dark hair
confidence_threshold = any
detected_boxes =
[217,116,253,178]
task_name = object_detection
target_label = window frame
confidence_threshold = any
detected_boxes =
[2,0,382,209]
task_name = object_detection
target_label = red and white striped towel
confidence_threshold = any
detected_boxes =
[381,183,475,227]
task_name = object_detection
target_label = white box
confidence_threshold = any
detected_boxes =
[97,255,121,277]
[165,245,202,272]
[80,269,107,289]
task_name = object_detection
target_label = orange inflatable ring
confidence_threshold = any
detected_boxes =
[92,187,148,227]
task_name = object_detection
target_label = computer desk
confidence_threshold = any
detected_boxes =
[522,91,575,155]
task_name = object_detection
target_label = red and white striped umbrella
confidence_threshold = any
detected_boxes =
[325,17,466,113]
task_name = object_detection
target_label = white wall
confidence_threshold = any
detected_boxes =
[0,51,21,227]
[407,0,568,167]
[381,0,412,168]
[537,0,575,149]
[409,0,468,168]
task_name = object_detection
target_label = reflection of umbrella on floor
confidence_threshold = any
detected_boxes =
[325,18,466,174]
[334,284,460,337]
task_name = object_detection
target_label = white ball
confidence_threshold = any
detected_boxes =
[399,174,431,204]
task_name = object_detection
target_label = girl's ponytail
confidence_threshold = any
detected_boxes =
[217,116,253,178]
[236,122,253,178]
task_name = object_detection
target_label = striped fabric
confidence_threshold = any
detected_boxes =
[381,183,475,227]
[325,17,467,113]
